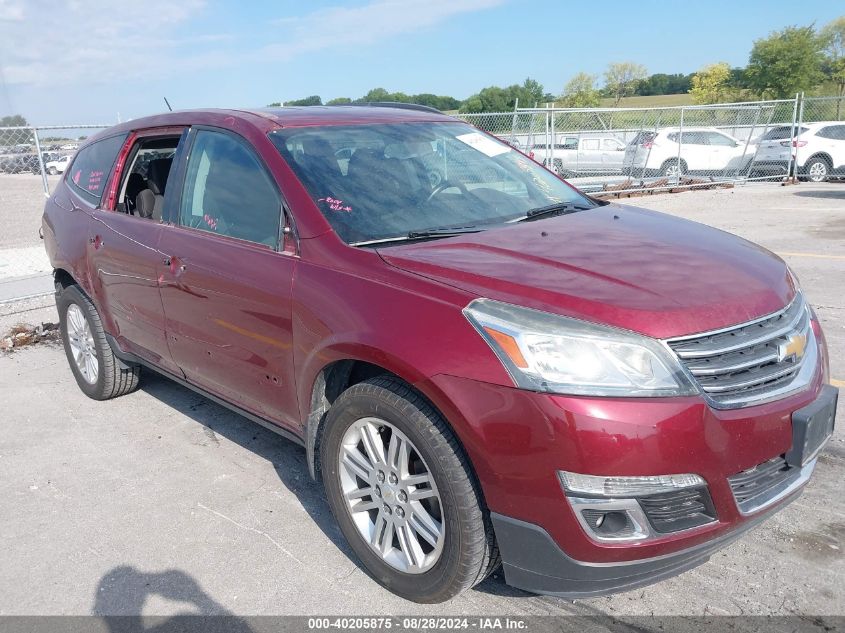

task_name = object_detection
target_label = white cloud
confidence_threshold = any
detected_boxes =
[0,0,504,90]
[0,0,25,21]
[263,0,505,60]
[0,0,218,86]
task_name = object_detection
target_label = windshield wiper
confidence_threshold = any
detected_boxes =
[515,202,593,223]
[351,226,482,247]
[406,227,482,239]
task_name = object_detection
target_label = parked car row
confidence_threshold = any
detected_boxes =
[0,150,75,174]
[521,120,845,182]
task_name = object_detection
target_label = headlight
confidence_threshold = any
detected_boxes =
[463,298,697,397]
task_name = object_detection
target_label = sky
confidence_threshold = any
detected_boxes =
[0,0,842,126]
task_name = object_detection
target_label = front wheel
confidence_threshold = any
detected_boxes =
[320,376,499,603]
[57,284,140,400]
[804,157,830,183]
[48,167,58,175]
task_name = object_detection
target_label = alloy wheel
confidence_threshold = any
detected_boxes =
[807,161,828,182]
[66,303,98,384]
[664,163,683,179]
[338,417,445,574]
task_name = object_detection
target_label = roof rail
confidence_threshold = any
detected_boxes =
[347,102,443,114]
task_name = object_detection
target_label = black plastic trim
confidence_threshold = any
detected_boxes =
[491,491,800,598]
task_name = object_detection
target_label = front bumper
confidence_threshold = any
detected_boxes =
[490,485,805,598]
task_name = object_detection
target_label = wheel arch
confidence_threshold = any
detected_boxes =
[803,152,833,167]
[302,351,478,495]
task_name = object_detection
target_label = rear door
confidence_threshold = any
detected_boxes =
[157,126,300,427]
[678,131,710,171]
[87,128,185,375]
[705,131,743,173]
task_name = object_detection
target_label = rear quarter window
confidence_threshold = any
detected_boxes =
[67,134,127,204]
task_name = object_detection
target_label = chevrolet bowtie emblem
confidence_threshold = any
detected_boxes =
[778,332,807,362]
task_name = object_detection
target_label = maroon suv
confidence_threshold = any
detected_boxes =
[42,105,837,603]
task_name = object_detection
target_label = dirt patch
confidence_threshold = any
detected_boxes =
[0,322,60,352]
[791,522,845,563]
[807,217,845,240]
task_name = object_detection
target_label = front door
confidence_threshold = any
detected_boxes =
[158,127,299,428]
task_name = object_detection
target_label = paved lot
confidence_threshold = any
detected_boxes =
[0,182,843,617]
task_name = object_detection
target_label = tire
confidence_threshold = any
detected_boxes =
[57,284,140,400]
[320,376,499,603]
[804,157,830,183]
[48,167,57,175]
[661,158,686,178]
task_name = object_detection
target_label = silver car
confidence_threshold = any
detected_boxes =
[531,134,626,176]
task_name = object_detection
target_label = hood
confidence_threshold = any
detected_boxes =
[379,204,795,339]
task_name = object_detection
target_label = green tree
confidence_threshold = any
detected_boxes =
[561,73,600,107]
[745,25,825,98]
[284,95,322,106]
[604,62,647,105]
[821,16,845,113]
[0,114,28,127]
[459,78,547,113]
[326,97,352,105]
[689,62,733,104]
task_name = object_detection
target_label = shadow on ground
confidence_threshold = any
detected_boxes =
[93,566,253,631]
[793,187,845,199]
[139,372,351,560]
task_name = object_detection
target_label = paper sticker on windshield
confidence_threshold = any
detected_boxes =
[456,132,511,157]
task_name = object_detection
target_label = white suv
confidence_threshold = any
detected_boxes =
[753,121,845,182]
[623,127,754,178]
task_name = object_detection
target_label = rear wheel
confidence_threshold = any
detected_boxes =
[57,284,140,400]
[320,376,499,603]
[804,157,830,183]
[48,167,58,175]
[661,158,687,179]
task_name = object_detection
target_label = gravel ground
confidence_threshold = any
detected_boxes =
[0,181,842,620]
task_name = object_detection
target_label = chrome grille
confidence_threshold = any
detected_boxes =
[667,295,813,408]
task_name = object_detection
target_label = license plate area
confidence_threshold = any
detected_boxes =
[786,384,838,467]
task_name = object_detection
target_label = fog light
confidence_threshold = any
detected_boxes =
[569,497,649,541]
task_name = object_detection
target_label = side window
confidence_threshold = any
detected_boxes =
[602,139,622,150]
[68,134,127,204]
[116,135,181,220]
[682,132,709,145]
[817,126,845,140]
[581,139,600,150]
[707,133,736,146]
[180,130,281,248]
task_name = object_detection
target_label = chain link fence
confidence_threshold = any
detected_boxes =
[457,95,845,194]
[0,125,109,303]
[0,95,843,303]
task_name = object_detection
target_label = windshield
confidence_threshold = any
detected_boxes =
[268,122,594,244]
